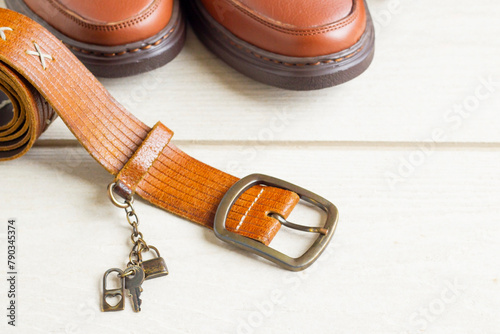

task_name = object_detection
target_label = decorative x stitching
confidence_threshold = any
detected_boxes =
[26,42,53,69]
[0,27,13,41]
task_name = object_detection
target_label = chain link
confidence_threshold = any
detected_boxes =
[125,204,149,266]
[125,202,140,227]
[108,182,152,267]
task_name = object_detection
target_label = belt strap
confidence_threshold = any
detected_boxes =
[0,9,299,245]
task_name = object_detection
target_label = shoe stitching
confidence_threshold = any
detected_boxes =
[226,0,361,36]
[63,27,175,57]
[46,0,163,32]
[212,21,364,67]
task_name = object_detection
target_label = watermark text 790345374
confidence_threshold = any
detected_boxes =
[6,218,17,326]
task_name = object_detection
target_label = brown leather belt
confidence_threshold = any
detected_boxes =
[0,9,338,271]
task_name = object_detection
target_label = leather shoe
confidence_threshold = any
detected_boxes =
[5,0,186,78]
[185,0,375,90]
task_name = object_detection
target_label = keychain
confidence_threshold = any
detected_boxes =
[101,183,169,312]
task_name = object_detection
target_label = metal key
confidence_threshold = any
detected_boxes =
[124,265,145,312]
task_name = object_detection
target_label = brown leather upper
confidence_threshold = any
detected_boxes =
[0,8,300,245]
[23,0,173,46]
[201,0,367,57]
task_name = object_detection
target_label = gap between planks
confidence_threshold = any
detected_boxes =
[33,139,500,150]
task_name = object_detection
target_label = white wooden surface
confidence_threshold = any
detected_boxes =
[1,0,500,333]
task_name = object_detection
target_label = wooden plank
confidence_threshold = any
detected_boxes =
[1,0,499,144]
[1,145,499,332]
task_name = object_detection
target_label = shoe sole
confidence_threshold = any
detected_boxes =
[185,0,375,90]
[5,0,186,78]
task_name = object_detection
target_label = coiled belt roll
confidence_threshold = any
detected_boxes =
[0,8,300,247]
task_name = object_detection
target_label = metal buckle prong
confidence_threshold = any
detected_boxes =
[214,174,339,271]
[268,212,328,235]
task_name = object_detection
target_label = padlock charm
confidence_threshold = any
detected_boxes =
[140,245,169,280]
[102,268,126,312]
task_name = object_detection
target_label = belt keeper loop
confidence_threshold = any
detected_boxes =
[115,122,174,194]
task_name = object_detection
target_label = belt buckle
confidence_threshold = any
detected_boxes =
[214,174,339,271]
